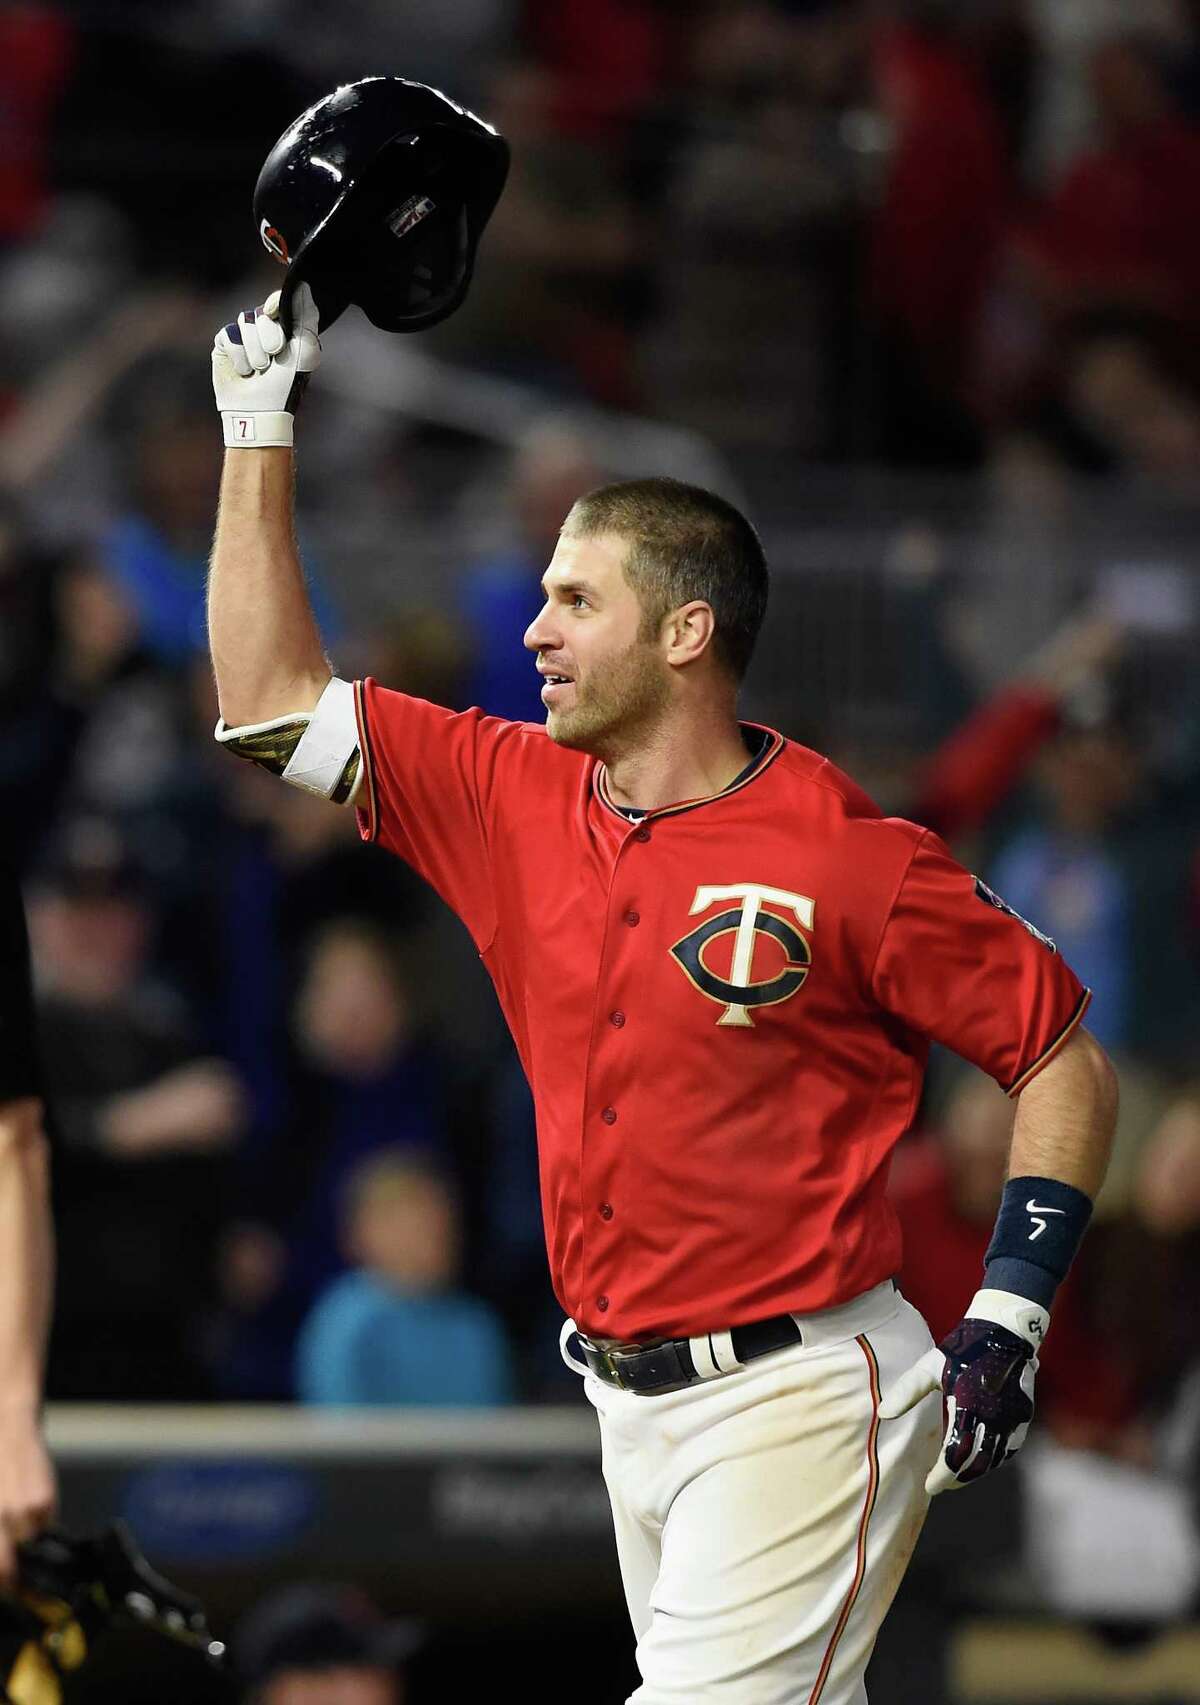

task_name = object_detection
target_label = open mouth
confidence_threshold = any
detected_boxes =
[540,673,574,706]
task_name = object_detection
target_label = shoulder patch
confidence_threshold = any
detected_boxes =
[974,877,1057,953]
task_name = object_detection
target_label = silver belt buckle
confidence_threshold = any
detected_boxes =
[583,1337,628,1390]
[598,1345,628,1389]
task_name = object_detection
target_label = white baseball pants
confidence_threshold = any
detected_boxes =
[564,1283,942,1704]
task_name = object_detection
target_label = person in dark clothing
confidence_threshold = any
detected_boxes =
[29,817,245,1400]
[236,1583,421,1705]
[215,916,457,1400]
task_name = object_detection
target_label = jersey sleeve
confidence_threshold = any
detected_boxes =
[354,677,520,951]
[870,830,1091,1094]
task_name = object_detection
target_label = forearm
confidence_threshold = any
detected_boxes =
[979,1027,1117,1311]
[0,1101,53,1410]
[1008,1027,1117,1199]
[207,448,331,727]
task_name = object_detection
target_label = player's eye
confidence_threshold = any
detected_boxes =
[571,595,589,610]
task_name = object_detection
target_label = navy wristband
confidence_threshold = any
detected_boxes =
[983,1175,1093,1311]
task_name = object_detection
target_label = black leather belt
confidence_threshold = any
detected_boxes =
[576,1312,803,1395]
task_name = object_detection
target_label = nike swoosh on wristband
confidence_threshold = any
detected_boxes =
[1025,1199,1067,1241]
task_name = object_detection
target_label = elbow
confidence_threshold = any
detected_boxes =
[216,670,334,733]
[1057,1026,1120,1180]
[1015,1027,1119,1201]
[1075,1026,1119,1123]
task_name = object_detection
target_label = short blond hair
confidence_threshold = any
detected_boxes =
[341,1148,454,1226]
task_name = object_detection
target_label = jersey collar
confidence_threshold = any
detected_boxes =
[593,723,784,824]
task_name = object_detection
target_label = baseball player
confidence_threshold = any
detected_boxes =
[0,865,57,1589]
[208,288,1117,1704]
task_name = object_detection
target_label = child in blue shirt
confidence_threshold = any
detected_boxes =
[297,1149,513,1407]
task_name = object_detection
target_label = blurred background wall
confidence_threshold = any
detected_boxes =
[1,1,1199,1700]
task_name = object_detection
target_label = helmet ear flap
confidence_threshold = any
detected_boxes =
[355,203,472,331]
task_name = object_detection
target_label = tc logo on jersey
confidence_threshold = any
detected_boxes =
[670,884,814,1028]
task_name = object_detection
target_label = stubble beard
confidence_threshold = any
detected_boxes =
[545,636,672,760]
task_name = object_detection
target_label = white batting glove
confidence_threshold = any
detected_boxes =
[880,1289,1048,1496]
[211,282,320,448]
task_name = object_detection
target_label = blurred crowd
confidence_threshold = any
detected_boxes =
[1,0,1200,1653]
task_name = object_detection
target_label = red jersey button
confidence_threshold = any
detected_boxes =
[597,1295,610,1312]
[623,910,640,927]
[609,1010,626,1027]
[601,1106,617,1125]
[633,826,651,843]
[599,1202,614,1220]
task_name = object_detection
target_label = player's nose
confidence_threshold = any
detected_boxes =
[524,599,558,654]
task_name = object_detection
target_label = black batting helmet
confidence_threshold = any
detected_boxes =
[253,76,509,337]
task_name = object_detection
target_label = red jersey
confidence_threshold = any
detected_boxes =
[354,681,1090,1342]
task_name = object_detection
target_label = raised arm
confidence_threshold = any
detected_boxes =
[207,286,359,804]
[208,447,330,728]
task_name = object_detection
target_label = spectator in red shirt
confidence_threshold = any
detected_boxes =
[0,4,74,243]
[870,13,1012,462]
[523,0,684,144]
[912,611,1125,846]
[1022,35,1200,326]
[1120,1088,1200,1442]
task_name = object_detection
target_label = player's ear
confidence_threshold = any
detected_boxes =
[664,601,717,669]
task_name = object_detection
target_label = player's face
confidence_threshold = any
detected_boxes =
[524,530,670,754]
